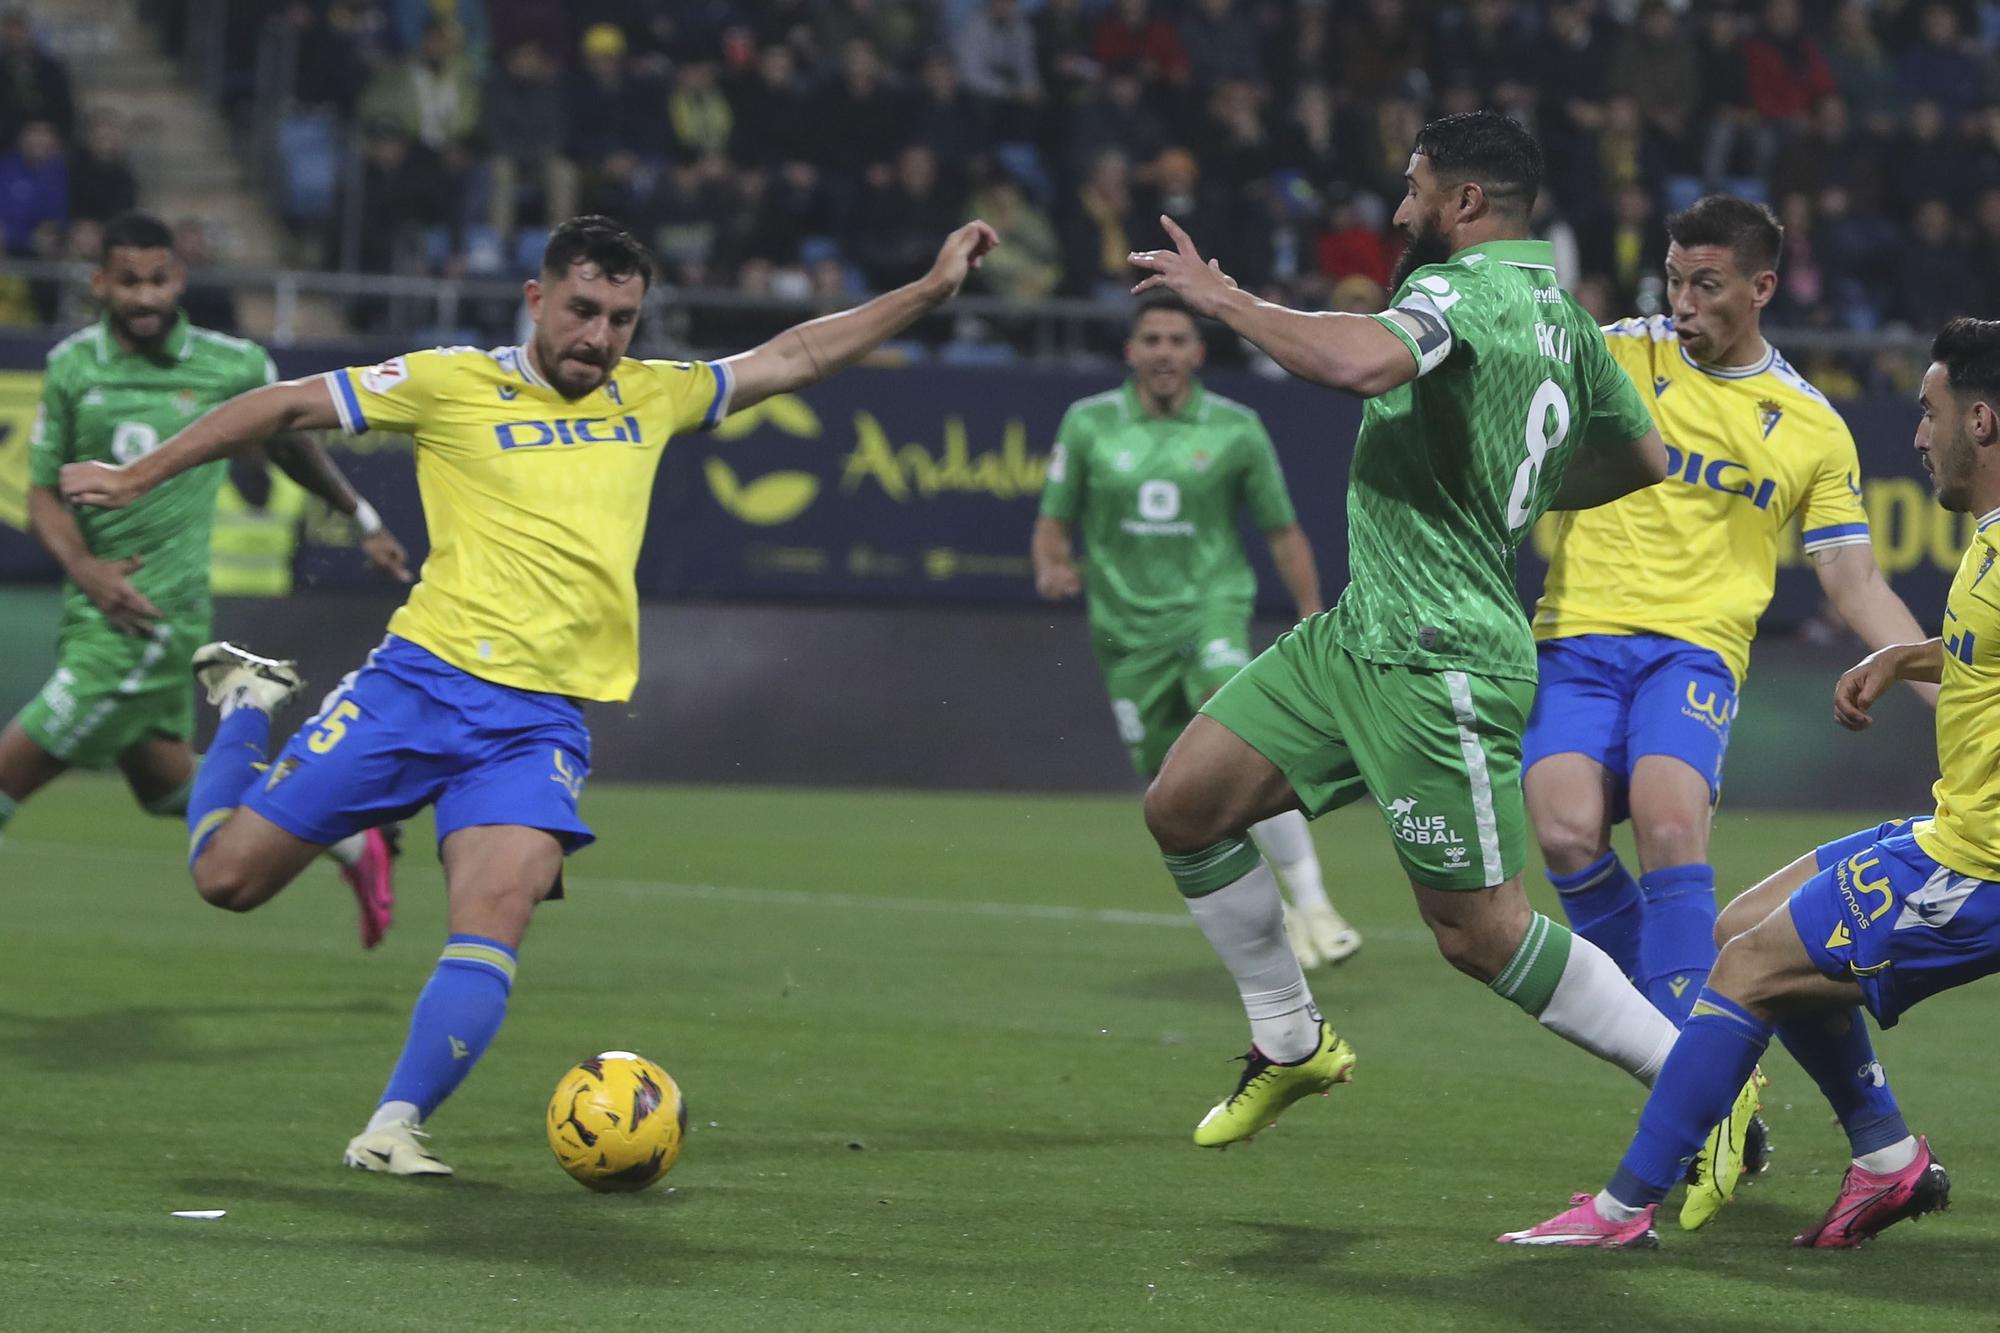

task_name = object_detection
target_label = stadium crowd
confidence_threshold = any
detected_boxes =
[4,1,1997,369]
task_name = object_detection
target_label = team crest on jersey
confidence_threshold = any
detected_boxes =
[361,356,410,394]
[174,388,197,415]
[1653,376,1671,398]
[1757,398,1784,439]
[1190,448,1212,472]
[1113,450,1136,472]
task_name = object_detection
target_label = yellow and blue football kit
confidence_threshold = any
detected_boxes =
[1526,316,1873,805]
[242,344,732,852]
[1792,512,2000,1026]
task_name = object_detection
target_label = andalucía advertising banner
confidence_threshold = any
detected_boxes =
[0,336,1965,629]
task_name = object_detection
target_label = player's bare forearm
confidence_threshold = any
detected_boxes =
[26,483,96,577]
[1265,525,1323,617]
[1548,428,1669,510]
[61,379,342,508]
[724,221,1000,413]
[1032,515,1082,600]
[266,432,358,514]
[1815,544,1940,705]
[1210,288,1415,397]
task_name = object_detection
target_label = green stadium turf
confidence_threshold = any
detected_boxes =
[3,777,1994,1331]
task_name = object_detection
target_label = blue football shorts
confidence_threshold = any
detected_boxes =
[1790,817,2000,1027]
[1522,633,1738,816]
[243,635,594,854]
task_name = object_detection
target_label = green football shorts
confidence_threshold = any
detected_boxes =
[14,618,200,769]
[1200,614,1533,890]
[1096,617,1253,777]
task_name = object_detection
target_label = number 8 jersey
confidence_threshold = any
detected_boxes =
[1337,238,1654,682]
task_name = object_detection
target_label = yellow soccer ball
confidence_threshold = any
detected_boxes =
[546,1051,686,1192]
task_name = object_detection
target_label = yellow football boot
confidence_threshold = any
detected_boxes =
[1680,1069,1763,1230]
[1193,1021,1355,1148]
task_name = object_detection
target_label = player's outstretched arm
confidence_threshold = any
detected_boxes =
[1834,638,1944,731]
[721,222,1000,414]
[1813,543,1940,708]
[25,483,160,635]
[1547,425,1670,510]
[58,378,343,511]
[265,433,412,583]
[1031,515,1082,600]
[1129,216,1416,398]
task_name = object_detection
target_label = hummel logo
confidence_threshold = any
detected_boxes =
[449,1036,470,1060]
[497,384,518,401]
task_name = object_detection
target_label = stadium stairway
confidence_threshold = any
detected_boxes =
[34,0,346,338]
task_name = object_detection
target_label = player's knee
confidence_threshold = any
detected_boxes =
[1714,893,1763,949]
[1533,811,1607,876]
[192,846,267,912]
[1428,919,1507,982]
[1142,774,1221,855]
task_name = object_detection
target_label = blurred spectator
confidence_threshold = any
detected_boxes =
[817,0,933,71]
[813,40,906,182]
[358,19,481,156]
[1070,72,1170,181]
[484,40,577,237]
[66,112,135,224]
[1337,0,1430,106]
[173,216,240,334]
[850,144,963,290]
[911,47,993,172]
[1898,2,1987,120]
[668,59,732,162]
[0,118,64,255]
[1091,0,1189,89]
[566,22,659,165]
[1032,0,1099,111]
[969,176,1060,300]
[1824,0,1903,133]
[1772,96,1883,213]
[1435,0,1532,98]
[1193,80,1274,195]
[1061,149,1139,298]
[1738,0,1836,125]
[729,42,819,171]
[955,0,1043,116]
[1606,1,1700,169]
[1768,191,1829,326]
[1330,273,1387,314]
[1593,96,1661,202]
[354,124,449,275]
[1316,187,1391,288]
[1890,100,1966,211]
[1586,182,1664,312]
[1180,0,1262,91]
[1571,273,1615,324]
[0,6,72,146]
[1895,197,1970,329]
[1972,186,2000,312]
[1273,81,1348,193]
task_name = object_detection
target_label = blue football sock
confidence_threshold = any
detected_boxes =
[1548,851,1643,979]
[380,934,517,1120]
[1637,863,1717,1025]
[1777,1008,1911,1158]
[186,708,270,865]
[1607,989,1772,1207]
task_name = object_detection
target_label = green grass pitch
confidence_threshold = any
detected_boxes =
[3,777,1995,1331]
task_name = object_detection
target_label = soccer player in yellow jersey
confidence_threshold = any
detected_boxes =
[59,214,999,1177]
[1502,317,1999,1250]
[1526,196,1933,1039]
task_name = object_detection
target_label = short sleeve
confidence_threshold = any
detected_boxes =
[27,362,71,487]
[247,348,279,395]
[639,358,734,434]
[1241,415,1296,531]
[1798,418,1871,554]
[1578,328,1655,450]
[322,350,445,436]
[1368,268,1464,378]
[1038,406,1086,521]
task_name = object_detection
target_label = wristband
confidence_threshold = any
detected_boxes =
[353,499,384,536]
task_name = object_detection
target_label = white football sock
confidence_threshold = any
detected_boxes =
[1249,809,1334,913]
[366,1100,421,1133]
[326,832,367,868]
[1186,860,1322,1063]
[1855,1136,1919,1174]
[1537,933,1678,1085]
[1592,1189,1648,1223]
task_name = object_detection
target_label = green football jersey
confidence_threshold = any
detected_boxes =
[1334,238,1653,681]
[1041,379,1297,653]
[28,312,276,631]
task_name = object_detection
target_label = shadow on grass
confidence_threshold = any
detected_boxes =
[0,997,399,1068]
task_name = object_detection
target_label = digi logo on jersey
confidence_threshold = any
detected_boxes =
[1662,444,1778,510]
[493,415,644,450]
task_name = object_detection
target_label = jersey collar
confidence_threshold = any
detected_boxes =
[1451,239,1556,271]
[96,309,192,363]
[1121,377,1208,423]
[1978,506,2000,533]
[1679,339,1776,380]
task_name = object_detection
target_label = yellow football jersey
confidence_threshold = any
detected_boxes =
[324,345,731,701]
[1916,513,2000,881]
[1532,316,1871,682]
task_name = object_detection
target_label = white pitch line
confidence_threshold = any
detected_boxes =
[6,836,1434,941]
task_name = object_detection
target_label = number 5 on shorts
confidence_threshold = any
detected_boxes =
[308,700,362,754]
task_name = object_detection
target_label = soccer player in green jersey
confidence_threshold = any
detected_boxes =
[1127,112,1694,1148]
[2,212,410,945]
[1033,293,1359,968]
